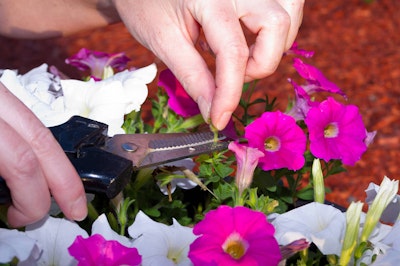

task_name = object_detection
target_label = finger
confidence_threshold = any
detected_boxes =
[0,83,87,224]
[277,0,305,48]
[0,118,51,227]
[238,0,291,82]
[191,0,249,130]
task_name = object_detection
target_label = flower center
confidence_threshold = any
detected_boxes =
[222,232,248,260]
[264,136,281,152]
[324,123,339,138]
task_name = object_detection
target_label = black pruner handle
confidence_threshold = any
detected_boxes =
[0,116,134,204]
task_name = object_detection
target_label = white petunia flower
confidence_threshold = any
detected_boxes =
[0,63,157,135]
[61,63,156,136]
[272,202,346,256]
[128,211,196,266]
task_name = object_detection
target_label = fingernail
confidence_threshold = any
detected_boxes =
[215,111,232,130]
[70,194,88,221]
[197,96,211,123]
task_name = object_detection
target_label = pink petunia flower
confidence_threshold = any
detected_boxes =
[228,141,264,195]
[157,69,200,117]
[293,58,346,98]
[304,97,367,165]
[244,111,307,171]
[65,48,130,80]
[189,205,281,266]
[68,234,141,266]
[286,79,320,121]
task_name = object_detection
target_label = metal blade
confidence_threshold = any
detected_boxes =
[104,131,229,169]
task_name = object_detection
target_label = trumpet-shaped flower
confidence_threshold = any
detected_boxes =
[228,141,264,195]
[0,63,157,135]
[157,69,200,117]
[65,48,130,80]
[304,97,367,165]
[61,63,157,135]
[128,211,196,266]
[245,111,307,171]
[68,234,141,266]
[271,202,345,256]
[189,205,281,265]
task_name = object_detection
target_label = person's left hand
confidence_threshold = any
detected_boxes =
[112,0,304,130]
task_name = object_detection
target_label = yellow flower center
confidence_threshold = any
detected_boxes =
[222,232,248,260]
[264,136,280,152]
[324,123,339,138]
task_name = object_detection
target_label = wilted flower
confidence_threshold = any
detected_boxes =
[128,211,196,266]
[228,141,264,195]
[157,69,200,117]
[245,111,307,171]
[272,202,345,256]
[65,48,130,80]
[304,97,368,165]
[189,205,281,265]
[68,234,141,266]
[293,58,346,97]
[286,42,315,58]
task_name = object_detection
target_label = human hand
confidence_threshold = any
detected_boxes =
[0,82,87,227]
[112,0,304,130]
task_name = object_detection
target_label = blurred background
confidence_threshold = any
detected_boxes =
[0,0,398,207]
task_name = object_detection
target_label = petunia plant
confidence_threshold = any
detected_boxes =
[0,44,398,266]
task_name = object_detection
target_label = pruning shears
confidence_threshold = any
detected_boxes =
[0,116,229,204]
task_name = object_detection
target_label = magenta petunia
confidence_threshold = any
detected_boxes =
[157,69,200,117]
[244,111,307,171]
[68,234,141,266]
[304,97,367,165]
[65,48,130,80]
[228,141,265,195]
[293,58,346,98]
[189,205,281,266]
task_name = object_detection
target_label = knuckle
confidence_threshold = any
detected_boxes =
[14,146,39,179]
[28,126,57,158]
[226,41,249,61]
[267,10,291,28]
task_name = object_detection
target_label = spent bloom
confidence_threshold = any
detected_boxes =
[68,234,141,266]
[228,141,264,195]
[245,111,307,171]
[65,48,130,80]
[305,97,368,165]
[189,205,281,265]
[292,58,346,97]
[128,211,196,266]
[157,68,200,117]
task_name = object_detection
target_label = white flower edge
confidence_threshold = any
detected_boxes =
[128,211,196,266]
[271,202,345,256]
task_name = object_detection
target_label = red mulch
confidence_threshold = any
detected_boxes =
[0,0,398,208]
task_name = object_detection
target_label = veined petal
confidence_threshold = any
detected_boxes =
[25,215,88,266]
[272,202,345,255]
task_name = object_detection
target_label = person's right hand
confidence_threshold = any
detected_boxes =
[0,82,87,228]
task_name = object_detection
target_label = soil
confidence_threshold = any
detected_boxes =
[0,0,398,208]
